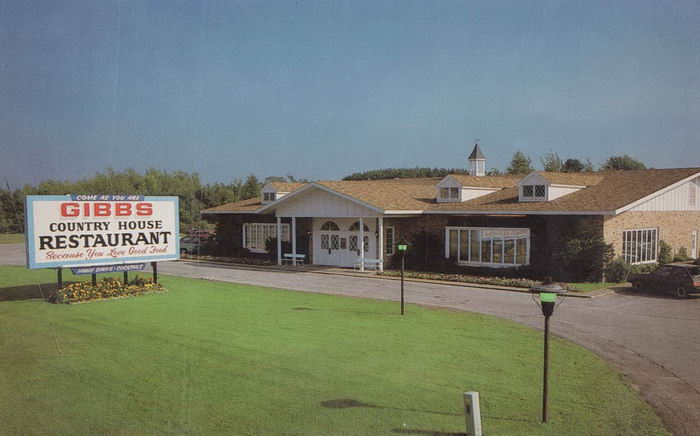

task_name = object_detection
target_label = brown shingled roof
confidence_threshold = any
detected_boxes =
[448,174,520,188]
[535,171,605,186]
[426,168,700,213]
[203,168,700,215]
[268,182,306,192]
[201,196,264,214]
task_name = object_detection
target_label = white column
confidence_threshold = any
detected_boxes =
[292,217,297,266]
[378,217,384,272]
[359,217,364,272]
[276,216,282,266]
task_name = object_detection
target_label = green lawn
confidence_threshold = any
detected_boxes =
[568,282,627,292]
[0,266,666,435]
[0,233,23,244]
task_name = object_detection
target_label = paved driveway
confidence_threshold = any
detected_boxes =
[2,244,699,435]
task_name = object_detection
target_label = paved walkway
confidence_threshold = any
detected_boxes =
[2,244,699,435]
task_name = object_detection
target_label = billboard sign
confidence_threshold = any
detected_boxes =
[25,195,179,269]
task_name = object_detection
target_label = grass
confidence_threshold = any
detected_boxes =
[0,233,23,244]
[568,282,627,292]
[0,266,666,435]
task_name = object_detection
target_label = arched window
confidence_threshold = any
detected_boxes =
[320,221,340,231]
[349,221,370,232]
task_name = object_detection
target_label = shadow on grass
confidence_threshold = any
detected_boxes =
[0,283,64,301]
[320,398,461,417]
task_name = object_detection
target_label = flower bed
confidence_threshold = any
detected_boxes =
[379,270,556,290]
[50,276,165,304]
[180,253,274,266]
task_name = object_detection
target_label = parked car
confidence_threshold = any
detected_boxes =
[628,263,700,298]
[180,236,203,255]
[186,229,212,241]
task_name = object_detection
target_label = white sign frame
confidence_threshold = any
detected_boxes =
[25,195,180,269]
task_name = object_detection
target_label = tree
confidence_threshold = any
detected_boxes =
[540,152,563,172]
[601,155,646,171]
[264,176,287,184]
[562,158,585,173]
[486,168,504,176]
[240,175,262,200]
[506,151,534,175]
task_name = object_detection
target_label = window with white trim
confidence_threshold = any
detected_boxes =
[622,228,658,264]
[522,184,546,200]
[262,192,276,203]
[439,186,460,201]
[446,227,530,266]
[242,223,290,252]
[385,226,395,255]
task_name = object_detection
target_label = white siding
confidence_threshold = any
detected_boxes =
[461,187,498,201]
[628,177,700,211]
[548,185,581,201]
[274,187,380,217]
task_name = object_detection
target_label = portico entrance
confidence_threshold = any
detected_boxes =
[312,218,376,268]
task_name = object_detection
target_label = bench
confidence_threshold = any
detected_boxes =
[282,253,306,265]
[354,258,383,271]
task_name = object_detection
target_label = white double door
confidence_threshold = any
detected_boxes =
[313,218,376,267]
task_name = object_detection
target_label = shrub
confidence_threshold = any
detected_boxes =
[50,276,165,304]
[181,253,274,266]
[559,236,614,282]
[604,257,632,283]
[379,270,542,289]
[674,246,691,262]
[658,240,673,264]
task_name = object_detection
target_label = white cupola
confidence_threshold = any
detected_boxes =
[468,144,486,177]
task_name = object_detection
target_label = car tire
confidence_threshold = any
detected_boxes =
[675,286,689,299]
[633,281,644,292]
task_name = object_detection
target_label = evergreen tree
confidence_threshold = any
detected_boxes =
[540,151,563,172]
[241,175,262,199]
[506,151,534,175]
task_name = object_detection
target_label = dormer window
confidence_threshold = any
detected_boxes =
[522,184,546,200]
[439,186,460,201]
[262,192,276,203]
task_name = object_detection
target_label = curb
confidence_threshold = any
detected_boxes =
[177,258,618,299]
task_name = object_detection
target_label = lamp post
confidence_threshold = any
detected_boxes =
[528,277,567,423]
[397,242,407,315]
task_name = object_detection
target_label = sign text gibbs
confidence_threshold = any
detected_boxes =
[25,195,180,269]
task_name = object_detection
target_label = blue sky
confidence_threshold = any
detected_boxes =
[2,0,699,187]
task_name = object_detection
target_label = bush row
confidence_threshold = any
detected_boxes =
[181,253,274,266]
[379,270,549,290]
[50,276,165,304]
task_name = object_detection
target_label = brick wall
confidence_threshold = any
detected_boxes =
[604,211,700,258]
[204,214,312,259]
[385,214,605,278]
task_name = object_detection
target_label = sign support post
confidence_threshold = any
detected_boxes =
[397,243,407,315]
[56,267,63,289]
[152,262,158,284]
[123,271,128,285]
[92,273,97,286]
